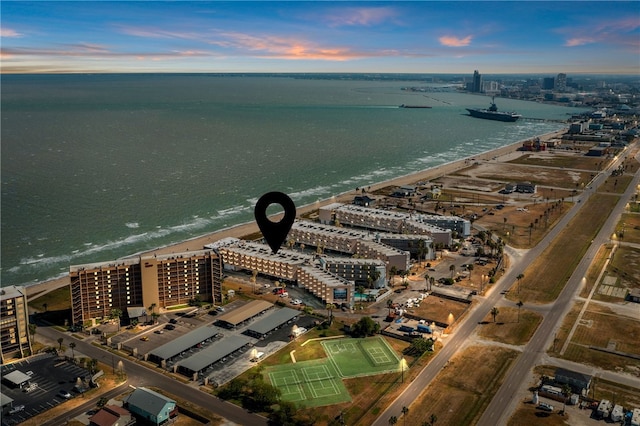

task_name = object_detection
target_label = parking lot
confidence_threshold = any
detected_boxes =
[1,353,91,424]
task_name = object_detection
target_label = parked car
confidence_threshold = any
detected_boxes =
[23,383,37,392]
[169,318,178,324]
[165,324,176,330]
[57,390,72,399]
[539,402,554,412]
[215,306,225,312]
[140,336,149,341]
[154,330,164,334]
[9,405,25,414]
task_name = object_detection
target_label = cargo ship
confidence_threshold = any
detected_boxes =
[466,97,521,122]
[400,104,432,108]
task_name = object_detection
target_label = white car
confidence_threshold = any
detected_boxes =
[57,390,72,399]
[9,405,25,414]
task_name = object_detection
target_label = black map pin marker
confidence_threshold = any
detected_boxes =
[254,191,296,254]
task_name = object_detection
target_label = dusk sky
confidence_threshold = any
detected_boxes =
[1,1,639,74]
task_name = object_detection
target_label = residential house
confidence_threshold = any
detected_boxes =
[555,368,592,395]
[124,387,177,425]
[89,405,134,426]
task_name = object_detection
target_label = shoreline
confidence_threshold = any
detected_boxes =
[24,128,565,298]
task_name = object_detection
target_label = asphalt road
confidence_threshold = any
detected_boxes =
[373,147,639,426]
[478,149,640,426]
[37,326,269,426]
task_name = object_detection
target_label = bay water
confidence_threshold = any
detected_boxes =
[1,74,579,287]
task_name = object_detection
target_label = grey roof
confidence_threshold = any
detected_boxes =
[555,368,592,384]
[1,392,14,406]
[177,334,252,373]
[3,370,30,385]
[246,307,299,336]
[125,387,174,416]
[149,326,220,360]
[126,307,146,318]
[0,285,26,301]
[216,300,273,326]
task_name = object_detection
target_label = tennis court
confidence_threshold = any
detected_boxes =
[322,336,401,378]
[265,359,351,407]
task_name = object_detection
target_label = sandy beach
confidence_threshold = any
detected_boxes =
[25,129,565,299]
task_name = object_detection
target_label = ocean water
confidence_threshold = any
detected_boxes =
[1,74,579,287]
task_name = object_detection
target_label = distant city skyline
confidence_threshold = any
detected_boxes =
[1,1,639,74]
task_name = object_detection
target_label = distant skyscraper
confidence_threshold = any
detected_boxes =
[473,70,483,93]
[542,77,555,90]
[556,73,567,91]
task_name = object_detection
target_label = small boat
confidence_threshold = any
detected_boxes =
[466,97,521,122]
[400,104,432,108]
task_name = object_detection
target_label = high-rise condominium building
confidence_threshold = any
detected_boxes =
[70,250,223,326]
[0,286,32,363]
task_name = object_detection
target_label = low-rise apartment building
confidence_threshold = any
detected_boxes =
[318,203,463,245]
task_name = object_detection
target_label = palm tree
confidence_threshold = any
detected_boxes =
[491,307,499,323]
[57,337,64,351]
[110,308,122,331]
[356,285,365,302]
[326,303,336,325]
[42,303,48,312]
[429,276,435,292]
[387,299,394,316]
[516,300,524,323]
[449,264,456,279]
[429,413,437,425]
[467,264,474,281]
[69,342,76,360]
[516,273,525,294]
[388,415,398,426]
[389,266,398,286]
[88,358,98,374]
[561,384,572,413]
[401,406,409,426]
[251,270,258,294]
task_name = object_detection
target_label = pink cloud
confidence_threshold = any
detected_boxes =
[1,28,23,38]
[565,37,596,47]
[438,35,473,47]
[560,17,640,51]
[208,31,360,60]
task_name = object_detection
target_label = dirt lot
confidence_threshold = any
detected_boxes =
[562,303,640,376]
[450,152,597,190]
[402,344,519,426]
[408,293,471,326]
[477,307,544,346]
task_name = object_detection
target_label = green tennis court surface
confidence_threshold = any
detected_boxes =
[322,336,401,377]
[265,358,350,407]
[265,336,402,407]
